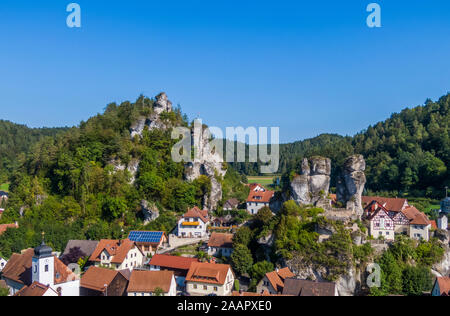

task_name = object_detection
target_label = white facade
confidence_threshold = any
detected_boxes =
[409,224,430,241]
[32,254,80,296]
[127,275,177,297]
[0,257,7,272]
[207,246,233,258]
[437,214,448,230]
[177,217,208,238]
[246,201,269,215]
[186,268,234,296]
[94,246,144,271]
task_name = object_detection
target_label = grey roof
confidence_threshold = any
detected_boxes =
[282,278,336,296]
[224,198,240,208]
[62,240,99,258]
[34,242,53,259]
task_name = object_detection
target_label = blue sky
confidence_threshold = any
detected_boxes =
[1,0,449,143]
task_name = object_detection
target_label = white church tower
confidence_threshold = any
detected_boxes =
[32,234,54,287]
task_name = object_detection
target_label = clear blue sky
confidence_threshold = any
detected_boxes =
[1,0,449,143]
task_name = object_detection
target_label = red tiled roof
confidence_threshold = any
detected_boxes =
[362,196,408,212]
[247,190,274,203]
[127,270,174,293]
[430,220,438,230]
[2,249,78,286]
[186,262,232,285]
[183,206,209,223]
[80,266,120,292]
[436,276,450,296]
[149,254,199,271]
[14,281,57,297]
[89,239,138,264]
[0,222,18,235]
[208,232,233,248]
[401,206,430,226]
[264,267,295,292]
[232,290,290,296]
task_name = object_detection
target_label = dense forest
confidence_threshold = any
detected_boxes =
[233,93,450,198]
[0,120,68,183]
[0,95,247,258]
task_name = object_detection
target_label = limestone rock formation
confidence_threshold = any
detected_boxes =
[109,158,140,184]
[184,121,227,211]
[130,92,172,138]
[141,200,160,224]
[336,155,366,217]
[290,157,331,208]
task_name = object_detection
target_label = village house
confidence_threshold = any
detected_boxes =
[127,270,176,296]
[256,267,294,294]
[0,257,7,272]
[207,232,234,258]
[223,198,240,211]
[364,198,432,241]
[61,240,99,266]
[282,279,338,296]
[432,276,450,296]
[362,196,409,215]
[1,242,80,296]
[367,205,395,241]
[89,239,144,271]
[149,254,199,288]
[177,206,210,238]
[246,184,274,215]
[14,282,59,297]
[80,266,130,296]
[127,231,167,257]
[185,262,235,296]
[211,215,236,229]
[402,206,431,241]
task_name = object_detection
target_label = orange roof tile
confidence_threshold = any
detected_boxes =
[186,262,232,285]
[208,232,233,248]
[127,270,174,293]
[264,267,294,292]
[89,239,139,264]
[183,206,209,223]
[247,190,274,203]
[149,254,199,271]
[80,266,120,292]
[0,222,18,235]
[2,248,77,286]
[401,206,430,226]
[14,281,58,297]
[436,277,450,296]
[362,196,408,212]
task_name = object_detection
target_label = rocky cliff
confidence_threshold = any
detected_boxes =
[290,157,332,208]
[130,92,173,138]
[184,120,227,211]
[336,155,367,217]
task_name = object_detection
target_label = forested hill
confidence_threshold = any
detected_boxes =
[0,120,68,183]
[232,93,449,198]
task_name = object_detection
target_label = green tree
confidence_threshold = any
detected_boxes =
[231,244,253,275]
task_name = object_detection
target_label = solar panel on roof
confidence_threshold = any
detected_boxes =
[128,231,164,243]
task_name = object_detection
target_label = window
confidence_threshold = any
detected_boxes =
[214,287,218,292]
[45,265,49,272]
[193,284,197,289]
[203,285,207,290]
